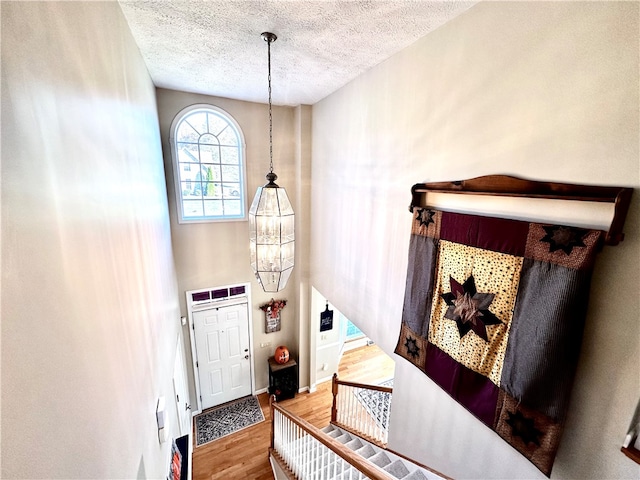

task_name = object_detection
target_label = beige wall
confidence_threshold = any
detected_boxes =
[311,2,639,479]
[293,104,313,391]
[155,89,311,393]
[1,2,182,479]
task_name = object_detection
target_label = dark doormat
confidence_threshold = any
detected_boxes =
[195,395,265,447]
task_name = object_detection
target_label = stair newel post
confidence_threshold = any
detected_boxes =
[269,394,276,449]
[331,373,339,423]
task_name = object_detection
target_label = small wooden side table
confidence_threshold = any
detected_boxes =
[268,357,298,402]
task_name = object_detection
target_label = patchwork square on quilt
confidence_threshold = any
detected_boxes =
[428,240,523,386]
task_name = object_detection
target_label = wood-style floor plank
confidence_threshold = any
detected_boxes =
[191,344,395,480]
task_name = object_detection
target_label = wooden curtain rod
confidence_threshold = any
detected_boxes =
[409,175,633,246]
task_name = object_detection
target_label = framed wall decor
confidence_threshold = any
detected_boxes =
[265,310,281,333]
[260,298,287,334]
[320,302,333,332]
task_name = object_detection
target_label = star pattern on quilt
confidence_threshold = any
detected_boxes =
[416,208,436,228]
[404,336,420,358]
[540,225,588,255]
[506,410,542,446]
[441,275,502,341]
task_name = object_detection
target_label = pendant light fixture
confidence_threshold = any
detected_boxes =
[249,32,295,292]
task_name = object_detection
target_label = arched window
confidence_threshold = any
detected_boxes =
[170,105,246,223]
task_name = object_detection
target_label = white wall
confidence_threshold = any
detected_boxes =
[1,3,182,478]
[311,287,344,385]
[155,89,311,394]
[311,2,639,479]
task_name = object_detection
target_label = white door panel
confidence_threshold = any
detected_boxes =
[194,302,251,409]
[206,331,221,362]
[209,369,223,395]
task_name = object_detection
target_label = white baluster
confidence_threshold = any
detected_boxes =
[313,435,317,478]
[332,450,337,478]
[295,424,301,477]
[281,412,286,453]
[299,425,304,477]
[340,387,343,425]
[287,418,293,468]
[359,388,363,435]
[352,386,357,433]
[307,435,312,479]
[283,414,288,466]
[303,435,312,478]
[302,427,307,477]
[286,416,291,467]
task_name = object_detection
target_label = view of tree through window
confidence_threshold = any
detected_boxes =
[171,106,246,222]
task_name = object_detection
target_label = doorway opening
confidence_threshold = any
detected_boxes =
[186,283,254,413]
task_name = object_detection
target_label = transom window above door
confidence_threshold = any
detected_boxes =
[170,105,247,223]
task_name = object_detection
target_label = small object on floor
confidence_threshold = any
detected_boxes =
[195,396,264,447]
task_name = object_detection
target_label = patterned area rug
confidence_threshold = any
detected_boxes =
[195,395,265,447]
[355,379,394,430]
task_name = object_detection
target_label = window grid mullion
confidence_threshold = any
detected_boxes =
[173,106,245,223]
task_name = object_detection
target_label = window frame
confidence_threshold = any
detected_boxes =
[169,104,248,224]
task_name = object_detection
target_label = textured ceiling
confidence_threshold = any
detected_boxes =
[118,1,476,106]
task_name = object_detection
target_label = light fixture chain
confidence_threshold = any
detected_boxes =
[267,37,273,174]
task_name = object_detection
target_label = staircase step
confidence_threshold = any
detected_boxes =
[369,451,392,468]
[355,443,376,459]
[312,426,439,480]
[322,425,337,434]
[384,459,410,479]
[401,470,428,480]
[345,438,364,451]
[335,433,353,444]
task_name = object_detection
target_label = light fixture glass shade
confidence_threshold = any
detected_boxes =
[249,184,295,292]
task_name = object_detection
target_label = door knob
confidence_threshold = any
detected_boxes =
[244,355,249,359]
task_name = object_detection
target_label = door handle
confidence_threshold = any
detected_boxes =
[244,355,249,359]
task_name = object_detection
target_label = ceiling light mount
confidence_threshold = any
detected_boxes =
[261,31,277,44]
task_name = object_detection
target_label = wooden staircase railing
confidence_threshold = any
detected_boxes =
[331,374,393,448]
[270,395,396,480]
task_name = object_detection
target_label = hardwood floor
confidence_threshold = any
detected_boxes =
[191,343,395,480]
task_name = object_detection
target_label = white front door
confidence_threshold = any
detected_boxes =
[193,303,251,410]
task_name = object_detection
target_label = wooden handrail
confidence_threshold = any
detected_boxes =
[409,174,633,246]
[334,377,393,394]
[271,400,396,480]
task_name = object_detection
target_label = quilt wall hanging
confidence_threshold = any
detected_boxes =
[394,176,632,477]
